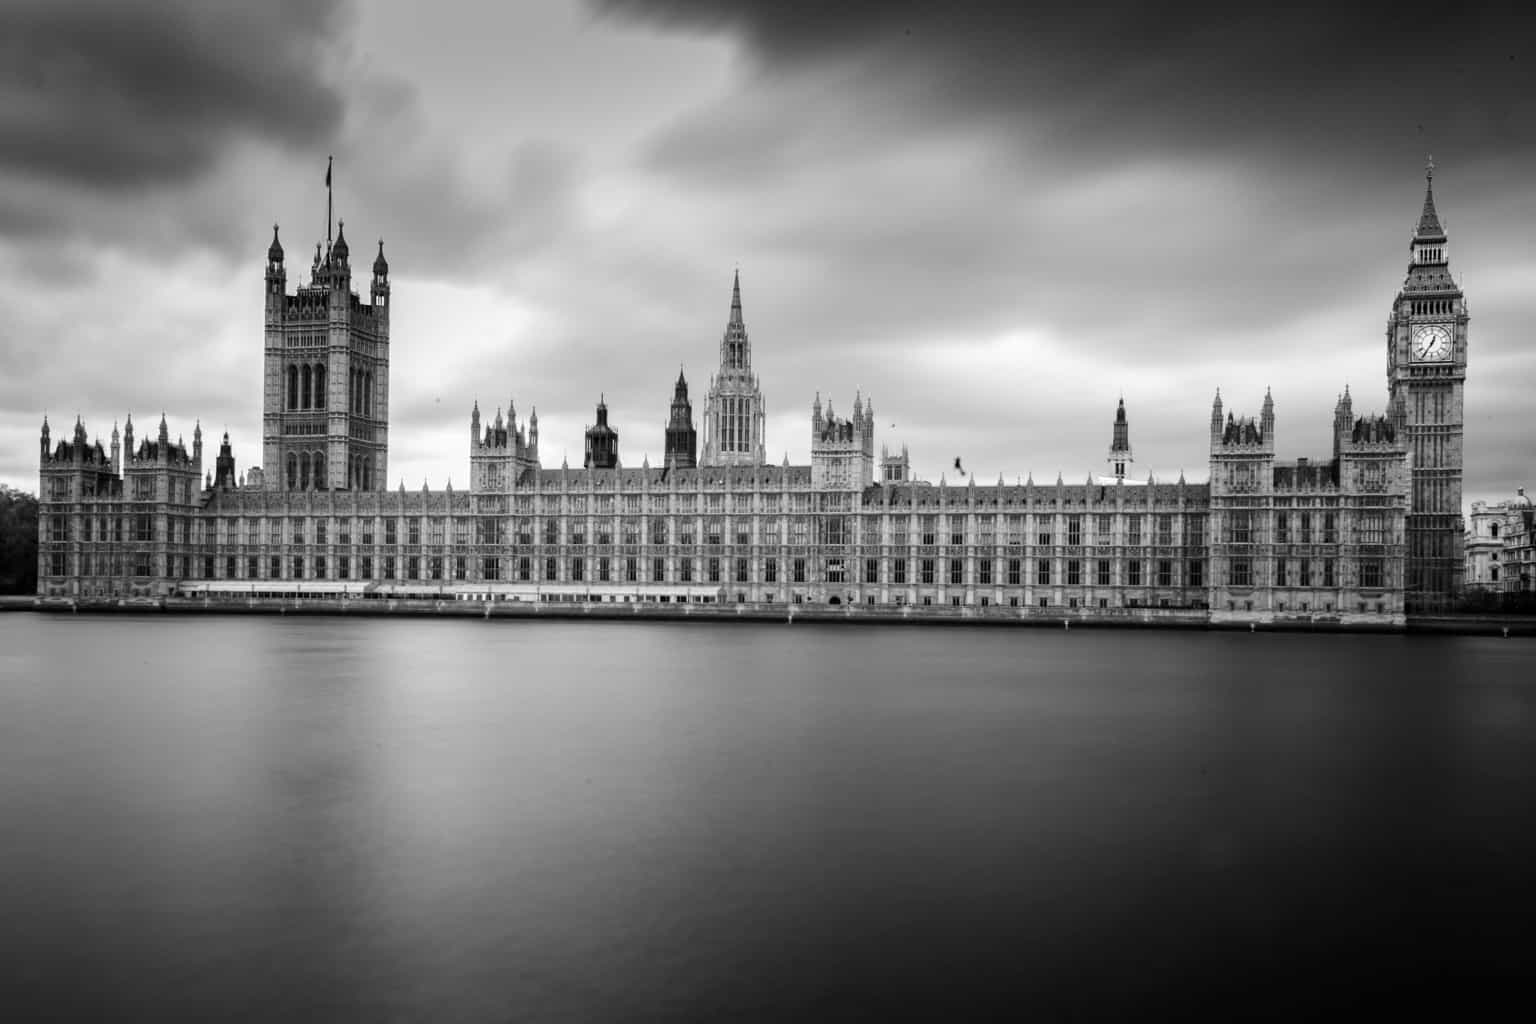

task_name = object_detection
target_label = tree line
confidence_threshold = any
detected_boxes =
[0,485,38,594]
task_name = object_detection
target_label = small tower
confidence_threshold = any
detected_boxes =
[1331,385,1355,459]
[1107,397,1133,483]
[214,432,238,490]
[110,420,120,475]
[880,443,911,483]
[371,238,390,310]
[584,396,619,470]
[811,392,875,490]
[664,368,698,470]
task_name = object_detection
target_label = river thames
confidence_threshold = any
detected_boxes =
[1,614,1533,1018]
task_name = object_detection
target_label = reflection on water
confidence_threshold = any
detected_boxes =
[2,615,1534,1017]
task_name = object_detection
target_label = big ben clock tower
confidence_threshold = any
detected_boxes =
[1386,158,1467,612]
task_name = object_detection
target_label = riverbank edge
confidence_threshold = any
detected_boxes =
[3,594,1532,635]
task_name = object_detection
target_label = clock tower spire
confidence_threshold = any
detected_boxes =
[1386,156,1467,612]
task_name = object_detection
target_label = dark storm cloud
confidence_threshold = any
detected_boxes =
[598,1,1536,165]
[0,0,347,189]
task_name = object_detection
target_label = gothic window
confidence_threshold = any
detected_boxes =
[1036,559,1051,586]
[1097,559,1111,586]
[287,365,299,410]
[302,365,312,409]
[313,452,325,488]
[1230,557,1251,587]
[314,364,325,409]
[299,453,311,490]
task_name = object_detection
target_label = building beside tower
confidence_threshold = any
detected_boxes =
[35,166,1471,625]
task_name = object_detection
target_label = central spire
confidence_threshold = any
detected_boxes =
[729,268,742,326]
[1415,154,1445,241]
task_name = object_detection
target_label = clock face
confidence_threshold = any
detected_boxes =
[1412,324,1452,361]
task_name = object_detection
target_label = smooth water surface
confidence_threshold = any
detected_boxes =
[2,615,1534,1018]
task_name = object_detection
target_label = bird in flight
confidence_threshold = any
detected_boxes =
[954,457,965,476]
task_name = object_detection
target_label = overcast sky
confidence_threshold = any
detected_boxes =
[2,0,1532,505]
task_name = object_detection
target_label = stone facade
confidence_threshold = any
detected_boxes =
[36,169,1464,625]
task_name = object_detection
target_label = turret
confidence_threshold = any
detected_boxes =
[1260,387,1274,440]
[39,414,50,460]
[193,420,203,465]
[157,413,169,446]
[214,432,238,490]
[1210,389,1223,445]
[265,224,286,317]
[1332,385,1355,458]
[123,414,134,463]
[584,395,619,470]
[331,220,350,270]
[529,407,539,456]
[471,400,481,446]
[664,368,698,470]
[110,420,120,474]
[73,415,88,449]
[371,238,389,310]
[1108,396,1133,482]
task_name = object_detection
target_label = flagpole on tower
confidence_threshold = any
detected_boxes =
[326,155,333,250]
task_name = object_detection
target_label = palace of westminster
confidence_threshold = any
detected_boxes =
[34,165,1478,622]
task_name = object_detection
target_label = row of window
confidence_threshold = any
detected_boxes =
[134,553,1212,590]
[1226,557,1383,590]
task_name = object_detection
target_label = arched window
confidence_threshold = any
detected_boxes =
[299,452,311,490]
[364,372,373,417]
[362,458,372,491]
[1492,523,1500,539]
[286,452,298,490]
[314,364,326,409]
[302,365,312,410]
[287,365,299,410]
[313,452,325,489]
